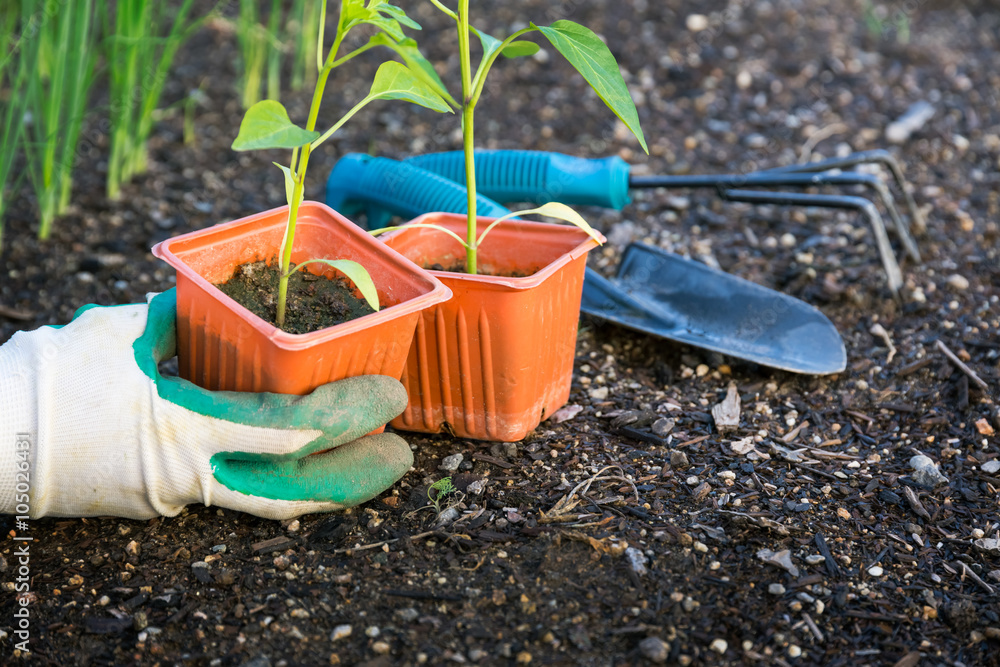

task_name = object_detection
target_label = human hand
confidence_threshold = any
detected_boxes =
[0,289,412,519]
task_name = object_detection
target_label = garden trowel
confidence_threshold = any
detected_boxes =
[325,154,846,374]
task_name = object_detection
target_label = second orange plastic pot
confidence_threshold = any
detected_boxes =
[151,202,451,395]
[381,213,604,441]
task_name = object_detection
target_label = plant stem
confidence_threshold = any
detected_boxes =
[275,61,334,328]
[457,0,477,274]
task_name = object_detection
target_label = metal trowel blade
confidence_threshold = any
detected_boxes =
[580,243,846,375]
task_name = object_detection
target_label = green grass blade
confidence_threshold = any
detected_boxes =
[106,0,203,198]
[21,0,99,238]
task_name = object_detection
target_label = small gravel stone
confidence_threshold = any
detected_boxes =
[371,641,390,655]
[768,583,786,595]
[652,417,675,436]
[125,540,141,558]
[396,607,419,622]
[626,547,648,575]
[910,455,949,488]
[440,453,463,472]
[788,645,802,658]
[670,451,689,468]
[709,638,728,655]
[589,386,609,400]
[639,636,670,663]
[780,233,797,248]
[868,565,884,576]
[982,460,1000,474]
[365,626,380,638]
[946,274,970,291]
[757,548,800,577]
[330,624,352,641]
[685,475,700,486]
[886,100,934,143]
[685,14,709,31]
[974,537,1000,554]
[805,555,826,565]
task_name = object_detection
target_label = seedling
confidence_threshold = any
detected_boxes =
[371,1,647,274]
[232,0,451,329]
[105,0,205,200]
[427,476,456,514]
[21,0,99,239]
[0,6,29,250]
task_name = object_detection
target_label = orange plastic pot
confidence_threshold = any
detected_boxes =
[151,201,451,395]
[380,213,604,441]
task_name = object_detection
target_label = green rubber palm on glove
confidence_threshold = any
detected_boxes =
[0,289,413,520]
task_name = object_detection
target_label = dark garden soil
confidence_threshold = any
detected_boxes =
[426,261,539,278]
[2,1,1000,665]
[217,261,375,335]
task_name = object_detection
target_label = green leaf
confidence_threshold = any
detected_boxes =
[474,28,504,61]
[272,162,302,207]
[367,61,453,113]
[369,222,469,249]
[290,259,380,312]
[341,0,416,43]
[370,34,456,107]
[232,100,320,151]
[502,40,540,58]
[535,20,648,153]
[377,2,421,31]
[477,202,605,248]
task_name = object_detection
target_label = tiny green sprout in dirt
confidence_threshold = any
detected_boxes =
[427,476,456,514]
[231,0,452,329]
[862,1,911,44]
[370,1,647,274]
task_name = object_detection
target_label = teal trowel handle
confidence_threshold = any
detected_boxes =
[405,150,632,210]
[325,153,512,229]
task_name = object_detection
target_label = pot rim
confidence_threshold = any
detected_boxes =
[381,212,605,290]
[151,201,452,348]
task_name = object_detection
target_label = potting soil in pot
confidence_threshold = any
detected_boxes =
[427,260,539,277]
[216,261,375,335]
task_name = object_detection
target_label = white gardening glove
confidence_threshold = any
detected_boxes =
[0,289,413,520]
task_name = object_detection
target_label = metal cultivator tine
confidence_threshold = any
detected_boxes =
[720,189,904,296]
[729,171,921,263]
[630,148,925,292]
[762,149,926,235]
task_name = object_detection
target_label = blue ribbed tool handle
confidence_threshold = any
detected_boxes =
[406,150,632,210]
[325,154,511,230]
